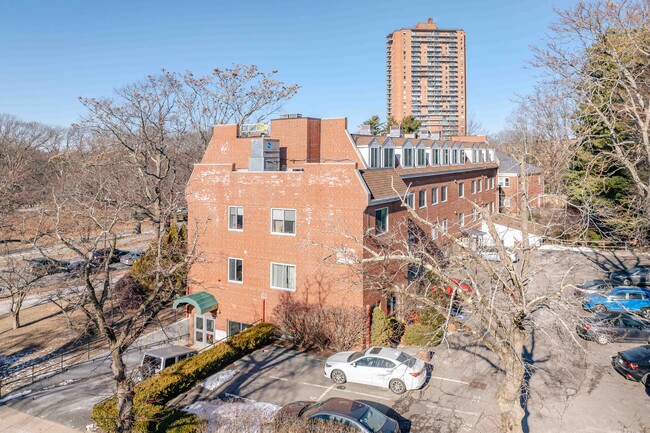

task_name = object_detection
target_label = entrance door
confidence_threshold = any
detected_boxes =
[194,314,215,348]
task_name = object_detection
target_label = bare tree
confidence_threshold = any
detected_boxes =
[0,249,46,329]
[466,113,488,136]
[533,0,650,243]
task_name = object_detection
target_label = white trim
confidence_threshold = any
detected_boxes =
[270,262,297,291]
[227,257,244,284]
[418,189,427,208]
[227,206,244,232]
[375,207,389,235]
[270,208,297,236]
[440,185,448,203]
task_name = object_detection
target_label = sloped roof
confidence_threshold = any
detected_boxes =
[496,151,543,175]
[359,169,409,201]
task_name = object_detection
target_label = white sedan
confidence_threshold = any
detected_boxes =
[478,247,519,263]
[324,346,427,394]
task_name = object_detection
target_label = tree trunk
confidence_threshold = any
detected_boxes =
[496,330,526,433]
[111,347,135,433]
[12,310,20,329]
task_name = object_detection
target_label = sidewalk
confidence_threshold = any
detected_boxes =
[0,405,81,433]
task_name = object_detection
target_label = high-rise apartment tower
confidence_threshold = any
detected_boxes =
[387,19,466,138]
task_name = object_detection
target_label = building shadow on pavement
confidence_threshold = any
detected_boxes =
[579,249,647,276]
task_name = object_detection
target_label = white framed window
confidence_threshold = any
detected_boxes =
[460,150,467,164]
[471,208,477,221]
[431,187,438,205]
[432,148,440,165]
[405,193,414,208]
[419,190,426,208]
[403,148,413,167]
[228,206,244,231]
[441,186,448,202]
[417,148,426,166]
[228,258,243,283]
[383,147,395,168]
[442,149,450,165]
[471,180,476,194]
[478,179,482,192]
[504,197,511,208]
[271,262,296,291]
[271,209,296,235]
[370,146,381,168]
[458,212,465,228]
[431,227,438,240]
[441,219,448,233]
[452,149,459,164]
[498,176,510,187]
[458,182,464,198]
[375,207,388,234]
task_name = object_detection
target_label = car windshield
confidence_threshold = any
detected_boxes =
[347,351,365,363]
[396,352,417,368]
[142,354,162,370]
[358,406,389,432]
[584,280,604,288]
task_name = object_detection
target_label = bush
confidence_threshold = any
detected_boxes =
[401,323,443,347]
[113,274,148,309]
[92,323,276,432]
[370,307,391,346]
[273,293,365,351]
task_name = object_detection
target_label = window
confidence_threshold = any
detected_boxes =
[405,193,414,208]
[417,148,426,166]
[452,149,459,164]
[375,208,388,234]
[271,209,296,234]
[504,197,511,208]
[271,262,296,290]
[228,258,243,283]
[431,227,438,240]
[432,148,440,165]
[442,149,450,165]
[471,180,476,194]
[458,212,465,228]
[419,190,426,208]
[471,208,477,221]
[458,182,464,198]
[431,187,438,205]
[441,186,447,202]
[490,202,495,214]
[383,147,395,168]
[460,150,467,164]
[478,179,482,192]
[499,176,510,187]
[228,320,251,337]
[403,148,413,167]
[370,146,381,168]
[441,219,448,233]
[228,206,244,231]
[472,149,477,162]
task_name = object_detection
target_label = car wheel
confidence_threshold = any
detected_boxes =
[389,379,406,394]
[595,334,609,345]
[641,308,650,319]
[593,304,607,313]
[623,278,632,285]
[642,373,649,387]
[330,369,346,384]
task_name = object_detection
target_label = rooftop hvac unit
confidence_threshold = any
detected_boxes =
[249,138,281,171]
[389,126,402,137]
[279,113,303,119]
[359,124,373,135]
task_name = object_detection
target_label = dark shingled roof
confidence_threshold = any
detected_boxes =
[359,169,409,201]
[496,151,543,175]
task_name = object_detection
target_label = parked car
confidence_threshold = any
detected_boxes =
[574,279,618,297]
[120,251,144,266]
[439,278,473,298]
[276,397,400,433]
[477,247,519,263]
[65,260,100,275]
[94,248,129,264]
[26,257,70,275]
[611,344,650,386]
[135,346,197,381]
[576,312,650,344]
[582,287,650,318]
[609,266,650,286]
[324,346,427,394]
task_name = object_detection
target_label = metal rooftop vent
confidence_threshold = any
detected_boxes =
[279,113,303,119]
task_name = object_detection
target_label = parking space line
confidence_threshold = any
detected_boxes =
[429,375,470,385]
[425,403,480,417]
[266,374,393,402]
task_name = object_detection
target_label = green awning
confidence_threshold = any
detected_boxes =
[173,292,218,315]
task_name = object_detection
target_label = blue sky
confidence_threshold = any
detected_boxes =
[0,0,578,134]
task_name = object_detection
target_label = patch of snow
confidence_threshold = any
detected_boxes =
[539,245,600,253]
[185,397,281,433]
[201,369,238,391]
[0,389,32,403]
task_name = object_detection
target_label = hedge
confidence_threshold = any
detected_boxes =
[92,322,276,432]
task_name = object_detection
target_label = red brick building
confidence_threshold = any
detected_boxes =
[496,151,544,214]
[181,115,499,347]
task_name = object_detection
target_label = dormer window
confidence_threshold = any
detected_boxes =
[432,147,440,166]
[403,147,413,167]
[460,148,467,163]
[383,147,395,168]
[442,148,450,165]
[370,146,381,168]
[452,148,459,164]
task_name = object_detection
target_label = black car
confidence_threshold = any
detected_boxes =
[26,257,70,275]
[576,312,650,344]
[609,266,650,286]
[66,260,100,275]
[574,279,618,297]
[93,248,129,264]
[612,345,650,386]
[277,398,400,433]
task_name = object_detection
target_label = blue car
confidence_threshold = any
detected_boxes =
[583,287,650,318]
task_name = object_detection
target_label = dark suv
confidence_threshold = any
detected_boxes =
[610,266,650,286]
[26,258,70,275]
[612,345,650,386]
